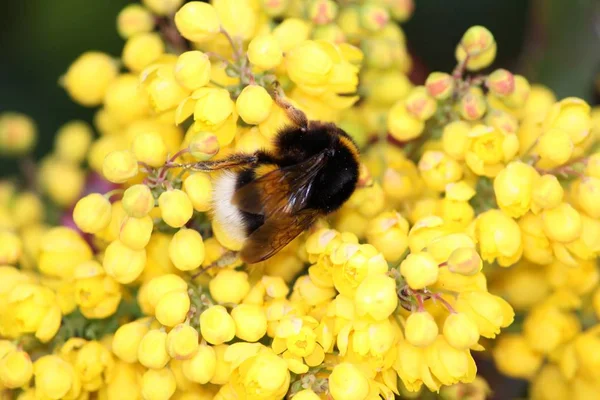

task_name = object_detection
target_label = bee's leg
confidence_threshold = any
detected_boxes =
[191,250,240,279]
[176,154,258,172]
[271,83,309,130]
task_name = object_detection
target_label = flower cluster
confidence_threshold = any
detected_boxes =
[2,0,600,399]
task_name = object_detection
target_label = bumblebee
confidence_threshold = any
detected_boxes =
[188,88,360,264]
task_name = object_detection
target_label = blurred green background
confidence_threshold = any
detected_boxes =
[1,0,600,176]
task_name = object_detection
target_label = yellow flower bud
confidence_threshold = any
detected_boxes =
[354,274,398,320]
[486,68,515,97]
[209,269,250,304]
[158,189,193,228]
[117,4,154,39]
[308,0,338,25]
[112,320,150,363]
[286,40,333,88]
[138,329,170,369]
[0,231,22,265]
[142,63,189,114]
[54,120,93,163]
[103,240,147,284]
[174,2,220,43]
[169,228,205,271]
[200,305,236,345]
[447,248,482,276]
[182,343,216,384]
[405,311,439,347]
[455,291,514,339]
[328,362,369,400]
[38,227,92,278]
[475,209,522,267]
[531,174,563,213]
[167,323,199,360]
[145,274,187,310]
[63,52,118,107]
[248,34,283,70]
[183,173,212,212]
[213,0,256,41]
[541,202,582,243]
[502,75,531,109]
[493,334,543,379]
[536,128,573,166]
[236,85,274,125]
[119,215,153,250]
[292,389,320,400]
[155,290,190,327]
[442,120,470,161]
[586,153,600,178]
[577,177,600,218]
[0,350,33,388]
[359,3,389,32]
[388,102,425,142]
[544,97,591,145]
[174,51,211,91]
[400,252,439,289]
[142,0,183,15]
[418,150,463,192]
[38,157,85,207]
[102,149,138,184]
[11,193,43,229]
[187,131,220,161]
[187,87,234,131]
[455,26,497,71]
[443,312,480,350]
[132,131,168,168]
[523,305,579,354]
[104,74,150,125]
[141,368,177,400]
[273,18,311,52]
[405,86,437,121]
[493,161,538,218]
[0,112,37,156]
[425,72,454,100]
[231,304,267,342]
[33,355,80,400]
[459,88,487,121]
[122,184,155,218]
[122,32,164,73]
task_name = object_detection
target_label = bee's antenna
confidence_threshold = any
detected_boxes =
[269,81,309,130]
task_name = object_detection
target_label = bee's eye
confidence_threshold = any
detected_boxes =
[326,148,335,157]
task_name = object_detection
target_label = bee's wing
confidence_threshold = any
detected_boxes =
[240,208,320,264]
[232,151,327,216]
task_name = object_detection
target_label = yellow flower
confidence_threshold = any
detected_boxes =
[181,87,235,131]
[138,329,170,369]
[331,243,387,297]
[366,211,409,262]
[200,305,236,345]
[400,252,439,290]
[273,18,312,52]
[155,290,190,327]
[492,334,543,379]
[405,311,438,347]
[182,342,216,384]
[74,341,115,392]
[233,350,290,400]
[104,74,150,125]
[493,160,539,218]
[530,365,570,400]
[131,131,168,168]
[116,4,154,38]
[393,340,430,393]
[213,0,256,41]
[74,260,121,319]
[577,177,600,218]
[102,149,138,184]
[541,202,582,243]
[523,304,580,354]
[119,215,153,250]
[465,124,519,177]
[167,323,199,360]
[388,102,425,142]
[247,34,283,70]
[418,150,463,191]
[0,350,32,389]
[174,2,220,43]
[102,239,147,284]
[62,51,118,107]
[543,97,591,145]
[174,50,211,91]
[122,32,164,73]
[38,226,93,278]
[271,316,326,374]
[519,212,554,265]
[442,312,480,350]
[141,368,177,400]
[209,269,250,304]
[112,318,150,363]
[425,336,477,387]
[0,231,21,266]
[329,362,370,400]
[158,189,194,228]
[454,291,514,338]
[183,172,212,212]
[169,228,205,271]
[531,174,564,214]
[54,120,93,164]
[122,184,155,218]
[474,209,522,266]
[33,355,81,400]
[286,40,333,91]
[235,85,274,125]
[231,304,268,343]
[354,274,398,321]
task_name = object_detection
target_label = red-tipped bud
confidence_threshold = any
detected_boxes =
[425,72,455,100]
[405,86,437,121]
[188,131,220,161]
[486,69,515,97]
[359,4,390,32]
[308,0,338,25]
[459,88,487,121]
